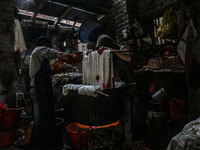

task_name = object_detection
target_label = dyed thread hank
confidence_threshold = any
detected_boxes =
[62,84,82,96]
[82,50,114,89]
[78,85,103,97]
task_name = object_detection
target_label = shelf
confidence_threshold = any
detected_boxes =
[135,69,185,74]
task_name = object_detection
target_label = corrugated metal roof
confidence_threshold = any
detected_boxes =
[14,0,112,23]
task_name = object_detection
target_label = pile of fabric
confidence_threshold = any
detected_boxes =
[52,72,82,86]
[167,118,200,150]
[82,50,114,89]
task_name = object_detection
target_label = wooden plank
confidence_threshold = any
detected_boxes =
[54,6,73,26]
[32,0,48,20]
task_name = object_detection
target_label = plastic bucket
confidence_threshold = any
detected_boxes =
[66,123,88,149]
[169,98,187,122]
[0,107,23,147]
[0,129,17,147]
[1,107,24,128]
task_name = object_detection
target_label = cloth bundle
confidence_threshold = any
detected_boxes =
[82,50,114,89]
[52,72,82,86]
[14,19,27,53]
[62,84,103,97]
[167,117,200,150]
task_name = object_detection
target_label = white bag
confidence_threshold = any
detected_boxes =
[177,20,197,64]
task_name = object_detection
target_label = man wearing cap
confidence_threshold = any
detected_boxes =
[95,34,135,149]
[29,36,69,150]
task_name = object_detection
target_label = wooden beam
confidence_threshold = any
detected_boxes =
[32,0,48,20]
[65,19,77,40]
[54,6,73,26]
[48,24,77,31]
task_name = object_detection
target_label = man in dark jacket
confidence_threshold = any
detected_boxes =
[29,36,69,150]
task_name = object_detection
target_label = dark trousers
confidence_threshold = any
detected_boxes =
[34,71,56,150]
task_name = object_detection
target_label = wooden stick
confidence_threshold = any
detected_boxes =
[125,82,136,86]
[111,49,130,53]
[94,91,110,98]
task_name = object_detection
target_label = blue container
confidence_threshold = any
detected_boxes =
[79,18,105,44]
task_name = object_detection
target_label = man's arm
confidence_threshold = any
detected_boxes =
[97,46,132,62]
[58,53,70,61]
[113,51,132,62]
[38,47,70,60]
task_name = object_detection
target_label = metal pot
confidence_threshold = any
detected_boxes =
[151,88,168,103]
[65,86,127,126]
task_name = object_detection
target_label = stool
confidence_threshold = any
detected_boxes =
[16,92,31,113]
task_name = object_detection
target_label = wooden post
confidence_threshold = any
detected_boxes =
[54,6,73,26]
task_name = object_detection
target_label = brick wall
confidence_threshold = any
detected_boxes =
[101,0,138,42]
[0,2,16,106]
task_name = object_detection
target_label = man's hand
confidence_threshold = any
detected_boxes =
[59,53,69,61]
[86,49,93,55]
[97,46,108,54]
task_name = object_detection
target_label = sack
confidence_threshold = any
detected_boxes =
[177,20,197,64]
[157,8,178,38]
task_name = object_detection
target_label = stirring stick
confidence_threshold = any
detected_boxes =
[94,91,110,98]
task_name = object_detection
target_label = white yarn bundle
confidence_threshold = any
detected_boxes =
[62,84,82,96]
[62,84,103,97]
[82,50,114,89]
[78,85,103,97]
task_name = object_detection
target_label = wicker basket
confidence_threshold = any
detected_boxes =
[148,57,169,69]
[168,56,184,69]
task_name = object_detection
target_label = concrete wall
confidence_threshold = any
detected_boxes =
[0,2,16,106]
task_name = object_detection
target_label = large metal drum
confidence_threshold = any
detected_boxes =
[65,86,126,126]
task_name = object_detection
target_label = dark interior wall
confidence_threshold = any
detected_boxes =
[0,2,16,106]
[137,0,200,122]
[184,0,200,31]
[139,0,180,19]
[183,0,200,120]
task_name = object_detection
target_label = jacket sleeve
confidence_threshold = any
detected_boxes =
[38,47,61,59]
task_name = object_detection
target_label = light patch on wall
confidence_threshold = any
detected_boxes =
[14,0,35,10]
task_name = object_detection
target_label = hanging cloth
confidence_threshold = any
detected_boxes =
[14,19,27,53]
[82,50,114,89]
